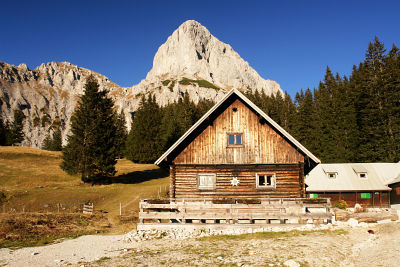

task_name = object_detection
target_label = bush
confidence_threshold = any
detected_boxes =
[178,77,219,90]
[161,80,171,86]
[333,200,348,209]
[168,80,175,92]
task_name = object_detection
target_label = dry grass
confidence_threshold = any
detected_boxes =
[197,229,348,242]
[0,213,110,248]
[0,146,169,236]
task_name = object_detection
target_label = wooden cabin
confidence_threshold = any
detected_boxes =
[138,89,331,228]
[155,89,320,200]
[305,163,400,208]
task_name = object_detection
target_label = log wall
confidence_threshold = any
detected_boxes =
[174,164,303,199]
[174,99,304,165]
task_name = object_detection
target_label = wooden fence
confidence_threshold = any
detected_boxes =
[139,198,332,225]
[1,202,94,214]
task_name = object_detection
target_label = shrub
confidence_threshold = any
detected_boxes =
[333,200,348,209]
[178,77,219,90]
[33,116,40,127]
[161,80,171,86]
[168,80,175,92]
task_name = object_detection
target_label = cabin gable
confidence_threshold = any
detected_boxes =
[174,98,304,165]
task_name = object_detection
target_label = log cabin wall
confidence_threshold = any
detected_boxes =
[174,99,305,165]
[174,164,303,199]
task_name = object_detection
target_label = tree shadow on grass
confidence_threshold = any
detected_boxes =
[94,168,170,185]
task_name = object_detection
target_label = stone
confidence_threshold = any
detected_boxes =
[283,259,300,267]
[31,252,39,256]
[347,218,359,227]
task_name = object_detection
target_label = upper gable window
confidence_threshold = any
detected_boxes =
[327,172,336,179]
[227,133,243,146]
[358,173,367,179]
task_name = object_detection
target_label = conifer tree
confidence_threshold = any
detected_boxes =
[42,128,62,151]
[0,114,7,145]
[125,95,163,163]
[115,110,127,158]
[382,44,400,161]
[60,76,119,182]
[6,110,25,145]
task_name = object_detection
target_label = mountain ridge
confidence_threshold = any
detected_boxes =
[0,20,282,147]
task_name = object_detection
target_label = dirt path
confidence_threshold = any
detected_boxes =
[1,222,399,267]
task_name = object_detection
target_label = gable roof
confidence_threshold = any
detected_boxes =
[305,163,400,192]
[155,88,320,166]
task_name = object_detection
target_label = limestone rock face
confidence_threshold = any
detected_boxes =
[0,20,282,147]
[146,20,281,95]
[0,61,137,147]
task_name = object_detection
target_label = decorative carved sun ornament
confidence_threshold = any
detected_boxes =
[230,177,240,186]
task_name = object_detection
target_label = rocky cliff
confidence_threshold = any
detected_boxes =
[0,20,282,147]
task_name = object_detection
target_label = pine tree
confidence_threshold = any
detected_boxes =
[382,44,400,161]
[42,133,52,150]
[60,76,119,182]
[115,110,127,158]
[125,95,163,163]
[6,110,25,145]
[0,114,7,145]
[42,128,62,151]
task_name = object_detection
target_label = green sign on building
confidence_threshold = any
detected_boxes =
[360,193,371,199]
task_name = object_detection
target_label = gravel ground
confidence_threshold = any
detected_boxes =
[0,235,136,266]
[1,222,399,267]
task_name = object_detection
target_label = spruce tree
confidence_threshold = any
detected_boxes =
[42,128,62,151]
[6,110,25,145]
[0,114,6,145]
[125,95,163,163]
[60,76,119,182]
[115,110,127,158]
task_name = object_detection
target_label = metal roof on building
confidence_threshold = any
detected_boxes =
[305,162,400,192]
[155,88,320,166]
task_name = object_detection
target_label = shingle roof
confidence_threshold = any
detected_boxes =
[306,163,400,192]
[155,88,320,166]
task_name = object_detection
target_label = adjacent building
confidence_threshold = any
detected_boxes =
[305,163,400,208]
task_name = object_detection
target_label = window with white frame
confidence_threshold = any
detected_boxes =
[198,174,216,189]
[256,173,276,188]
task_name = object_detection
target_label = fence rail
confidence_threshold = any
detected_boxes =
[139,198,332,225]
[1,202,94,214]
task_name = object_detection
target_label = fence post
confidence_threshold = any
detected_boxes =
[120,202,122,216]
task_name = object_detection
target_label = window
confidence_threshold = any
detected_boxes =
[310,193,319,199]
[256,173,276,188]
[227,133,243,146]
[327,172,336,179]
[198,174,216,189]
[358,173,367,179]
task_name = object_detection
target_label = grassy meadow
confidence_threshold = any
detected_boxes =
[0,146,169,247]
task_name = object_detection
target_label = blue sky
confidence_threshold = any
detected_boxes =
[1,0,399,96]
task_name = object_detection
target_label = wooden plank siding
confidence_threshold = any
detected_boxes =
[174,99,304,165]
[308,192,391,208]
[174,164,304,199]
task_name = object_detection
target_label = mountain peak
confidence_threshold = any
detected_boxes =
[145,20,281,95]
